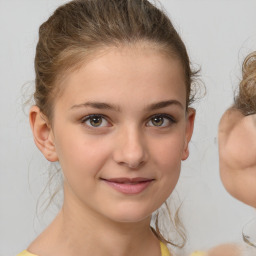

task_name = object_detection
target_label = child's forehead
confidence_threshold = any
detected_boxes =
[54,42,183,96]
[65,48,184,87]
[83,42,180,66]
[75,44,182,77]
[51,43,186,114]
[55,69,186,116]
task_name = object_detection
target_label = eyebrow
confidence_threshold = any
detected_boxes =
[70,102,120,112]
[146,100,184,111]
[70,100,184,112]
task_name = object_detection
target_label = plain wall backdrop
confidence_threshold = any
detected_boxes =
[1,0,256,255]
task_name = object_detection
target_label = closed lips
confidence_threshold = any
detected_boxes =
[101,177,155,183]
[101,177,155,194]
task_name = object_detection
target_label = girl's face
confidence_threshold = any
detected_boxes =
[36,45,195,223]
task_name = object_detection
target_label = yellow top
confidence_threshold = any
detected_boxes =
[17,242,171,256]
[190,251,206,256]
[16,251,36,256]
[160,241,171,256]
[17,245,205,256]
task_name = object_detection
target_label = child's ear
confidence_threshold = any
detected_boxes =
[29,106,58,162]
[182,108,196,161]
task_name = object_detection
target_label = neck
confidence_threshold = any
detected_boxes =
[29,185,162,256]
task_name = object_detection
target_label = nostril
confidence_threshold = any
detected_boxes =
[117,158,146,170]
[114,147,148,168]
[127,160,145,169]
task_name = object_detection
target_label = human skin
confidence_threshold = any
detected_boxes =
[29,44,195,256]
[204,52,256,256]
[205,108,256,256]
[219,108,256,208]
[207,244,241,256]
[212,53,256,256]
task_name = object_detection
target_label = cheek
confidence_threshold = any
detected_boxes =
[150,135,184,197]
[151,133,185,170]
[54,129,112,177]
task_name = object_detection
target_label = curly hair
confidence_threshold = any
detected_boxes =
[234,51,256,115]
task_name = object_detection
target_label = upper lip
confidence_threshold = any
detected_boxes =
[101,177,154,184]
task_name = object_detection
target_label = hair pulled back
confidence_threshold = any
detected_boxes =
[234,51,256,115]
[35,0,196,121]
[34,0,196,247]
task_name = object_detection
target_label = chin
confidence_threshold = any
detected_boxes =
[107,205,154,224]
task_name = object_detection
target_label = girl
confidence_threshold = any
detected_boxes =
[219,51,256,209]
[206,52,256,256]
[17,0,197,255]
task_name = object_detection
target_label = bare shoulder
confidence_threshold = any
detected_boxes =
[207,244,241,256]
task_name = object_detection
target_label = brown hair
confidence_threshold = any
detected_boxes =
[34,0,198,248]
[34,0,197,122]
[234,51,256,115]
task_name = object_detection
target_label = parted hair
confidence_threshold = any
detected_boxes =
[34,0,197,248]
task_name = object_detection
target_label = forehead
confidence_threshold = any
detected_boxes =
[57,44,186,109]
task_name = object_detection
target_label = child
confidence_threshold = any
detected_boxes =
[17,0,197,255]
[208,52,256,256]
[219,51,256,209]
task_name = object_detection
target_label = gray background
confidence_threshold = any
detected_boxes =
[1,0,256,255]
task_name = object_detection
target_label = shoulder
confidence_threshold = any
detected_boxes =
[207,243,256,256]
[207,244,241,256]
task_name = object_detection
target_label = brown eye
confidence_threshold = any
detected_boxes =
[89,116,103,127]
[151,116,164,126]
[82,115,109,128]
[147,114,175,127]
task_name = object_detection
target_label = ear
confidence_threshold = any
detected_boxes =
[29,106,58,162]
[182,108,196,160]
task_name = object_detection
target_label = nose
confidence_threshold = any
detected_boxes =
[112,127,148,169]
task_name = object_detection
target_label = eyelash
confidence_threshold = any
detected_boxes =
[81,114,110,128]
[80,113,176,128]
[146,114,176,127]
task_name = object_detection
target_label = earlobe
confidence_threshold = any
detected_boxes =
[29,106,58,162]
[182,108,196,161]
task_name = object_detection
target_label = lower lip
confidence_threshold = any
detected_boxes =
[103,180,153,195]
